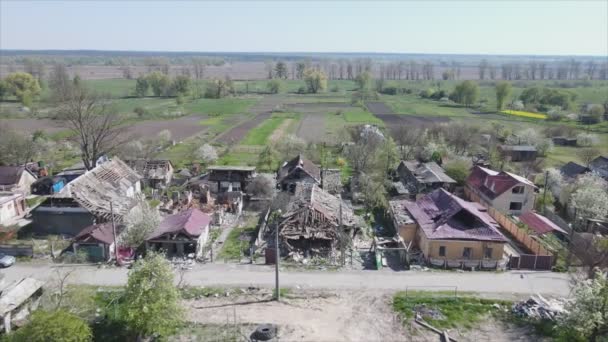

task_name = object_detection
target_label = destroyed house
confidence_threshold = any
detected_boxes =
[0,166,37,194]
[30,158,142,236]
[397,161,456,196]
[466,166,536,216]
[277,155,342,194]
[0,192,27,227]
[397,189,507,266]
[207,165,256,193]
[125,159,174,189]
[498,145,538,162]
[277,154,321,192]
[278,184,357,257]
[146,208,211,259]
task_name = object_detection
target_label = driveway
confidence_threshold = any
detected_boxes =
[1,263,572,297]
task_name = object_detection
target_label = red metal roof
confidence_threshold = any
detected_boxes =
[403,189,506,242]
[519,211,568,235]
[74,223,118,245]
[147,208,211,240]
[466,166,535,199]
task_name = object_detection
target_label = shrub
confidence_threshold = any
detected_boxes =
[576,133,600,147]
[133,107,147,117]
[6,310,92,342]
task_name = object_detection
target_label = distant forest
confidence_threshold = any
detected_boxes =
[0,50,606,81]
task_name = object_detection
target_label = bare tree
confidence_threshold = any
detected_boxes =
[580,148,601,166]
[58,83,126,170]
[392,125,426,160]
[0,125,37,166]
[246,175,275,198]
[48,63,72,103]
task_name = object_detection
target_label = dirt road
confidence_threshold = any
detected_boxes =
[2,263,572,297]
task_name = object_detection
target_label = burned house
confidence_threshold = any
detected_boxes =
[466,166,537,216]
[125,159,174,189]
[30,176,65,195]
[391,189,507,268]
[30,158,142,236]
[207,166,256,193]
[396,161,456,196]
[277,154,321,192]
[498,145,538,162]
[55,166,86,184]
[277,184,358,258]
[0,166,37,194]
[146,208,211,259]
[277,155,342,195]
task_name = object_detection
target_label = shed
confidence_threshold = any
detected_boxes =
[518,212,568,236]
[0,278,44,333]
[498,145,538,162]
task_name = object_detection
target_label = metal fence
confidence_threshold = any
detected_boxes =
[0,244,34,257]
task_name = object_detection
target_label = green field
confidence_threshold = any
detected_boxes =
[184,97,258,115]
[241,116,286,146]
[380,94,475,117]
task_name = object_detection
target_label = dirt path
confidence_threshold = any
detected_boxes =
[186,290,408,342]
[268,118,294,143]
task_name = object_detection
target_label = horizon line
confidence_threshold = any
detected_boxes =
[0,48,605,58]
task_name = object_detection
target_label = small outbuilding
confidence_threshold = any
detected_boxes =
[71,222,123,262]
[0,192,27,227]
[518,211,568,236]
[498,145,538,162]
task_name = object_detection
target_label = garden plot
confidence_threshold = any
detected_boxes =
[216,112,272,145]
[296,114,330,143]
[2,118,67,135]
[125,115,209,141]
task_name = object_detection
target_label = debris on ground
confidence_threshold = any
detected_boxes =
[511,295,567,321]
[413,304,445,320]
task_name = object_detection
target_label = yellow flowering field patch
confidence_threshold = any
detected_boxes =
[502,110,547,119]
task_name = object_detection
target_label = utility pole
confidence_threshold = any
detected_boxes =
[110,201,118,265]
[275,210,281,301]
[542,170,548,215]
[339,201,344,266]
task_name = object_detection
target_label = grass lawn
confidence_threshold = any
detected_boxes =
[84,79,136,98]
[343,107,384,125]
[218,226,255,260]
[393,292,511,330]
[240,116,287,146]
[217,150,260,166]
[184,97,259,115]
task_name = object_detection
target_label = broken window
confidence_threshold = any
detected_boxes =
[484,247,493,259]
[439,246,446,257]
[509,202,523,211]
[462,247,472,259]
[512,186,524,194]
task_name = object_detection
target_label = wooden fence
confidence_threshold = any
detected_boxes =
[487,207,552,256]
[0,244,34,257]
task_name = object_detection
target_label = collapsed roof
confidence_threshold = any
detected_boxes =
[55,158,142,220]
[279,184,357,243]
[404,189,507,242]
[124,159,173,180]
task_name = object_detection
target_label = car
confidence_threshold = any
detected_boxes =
[0,253,16,268]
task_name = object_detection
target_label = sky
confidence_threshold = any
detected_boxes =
[1,0,607,56]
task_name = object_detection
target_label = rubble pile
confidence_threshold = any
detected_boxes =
[413,304,445,320]
[511,295,567,321]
